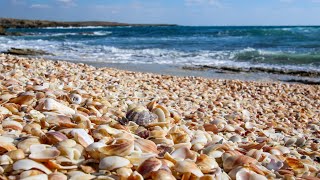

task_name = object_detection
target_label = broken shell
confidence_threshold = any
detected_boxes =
[116,167,133,179]
[196,154,219,173]
[46,131,68,144]
[67,171,96,180]
[223,154,258,173]
[0,142,17,155]
[2,120,23,131]
[99,156,131,171]
[152,107,166,122]
[285,137,297,147]
[70,129,94,148]
[0,154,13,165]
[137,157,162,179]
[29,144,60,162]
[126,105,158,126]
[9,94,34,105]
[13,159,52,174]
[174,160,204,177]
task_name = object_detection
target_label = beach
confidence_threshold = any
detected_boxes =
[0,54,319,179]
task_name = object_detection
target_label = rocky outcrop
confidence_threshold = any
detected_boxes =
[0,26,6,35]
[2,48,52,56]
[0,18,176,28]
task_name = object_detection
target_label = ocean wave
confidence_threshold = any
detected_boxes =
[41,26,105,29]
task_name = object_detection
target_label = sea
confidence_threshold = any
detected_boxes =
[1,26,320,82]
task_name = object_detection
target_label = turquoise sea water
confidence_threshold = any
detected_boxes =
[1,26,320,75]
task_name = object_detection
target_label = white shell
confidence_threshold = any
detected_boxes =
[99,156,131,170]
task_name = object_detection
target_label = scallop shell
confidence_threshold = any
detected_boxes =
[29,144,60,162]
[134,138,159,154]
[42,98,75,115]
[137,157,162,178]
[99,138,134,156]
[126,105,158,126]
[70,129,94,148]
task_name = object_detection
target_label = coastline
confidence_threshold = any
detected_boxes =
[0,54,319,179]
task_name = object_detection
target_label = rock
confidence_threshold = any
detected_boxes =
[0,26,6,35]
[3,48,52,56]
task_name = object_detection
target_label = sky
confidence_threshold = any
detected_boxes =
[1,0,320,26]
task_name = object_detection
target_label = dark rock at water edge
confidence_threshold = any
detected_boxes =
[2,48,53,56]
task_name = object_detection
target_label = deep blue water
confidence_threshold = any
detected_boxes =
[1,26,320,73]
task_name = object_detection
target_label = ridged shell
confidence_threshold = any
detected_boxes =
[126,106,157,126]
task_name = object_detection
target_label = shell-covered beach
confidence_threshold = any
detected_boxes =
[0,54,319,179]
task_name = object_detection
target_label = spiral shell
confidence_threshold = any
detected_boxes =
[126,105,158,126]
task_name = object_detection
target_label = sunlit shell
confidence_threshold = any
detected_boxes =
[6,149,25,161]
[174,160,204,177]
[0,154,13,165]
[285,157,308,175]
[0,142,17,155]
[9,94,35,105]
[223,154,258,173]
[70,129,94,147]
[137,157,162,178]
[99,156,131,170]
[20,174,48,180]
[17,137,41,153]
[48,172,68,180]
[19,170,45,179]
[2,120,23,131]
[196,154,220,173]
[13,159,52,174]
[67,171,96,180]
[99,138,134,156]
[126,152,158,166]
[46,131,68,144]
[150,169,176,180]
[42,98,75,115]
[29,144,60,162]
[134,138,159,154]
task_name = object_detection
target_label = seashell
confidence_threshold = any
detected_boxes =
[150,169,176,180]
[210,119,227,131]
[223,154,258,173]
[6,149,25,161]
[170,146,197,162]
[203,124,219,134]
[48,172,68,180]
[239,142,266,151]
[20,174,48,180]
[266,158,283,171]
[99,138,134,156]
[0,142,17,155]
[116,167,133,179]
[246,149,268,163]
[285,137,297,147]
[29,144,60,162]
[13,159,52,174]
[196,154,219,173]
[152,107,166,122]
[67,171,96,180]
[137,157,162,178]
[42,98,75,115]
[126,105,158,126]
[229,167,267,180]
[19,170,44,179]
[0,106,12,115]
[99,156,131,170]
[2,120,23,131]
[295,137,306,147]
[85,142,105,159]
[70,94,82,104]
[126,152,158,166]
[128,171,144,180]
[174,160,204,177]
[17,137,41,153]
[46,131,68,144]
[0,154,13,165]
[242,110,251,121]
[70,129,94,147]
[229,135,242,143]
[9,94,34,105]
[134,138,159,154]
[285,157,308,175]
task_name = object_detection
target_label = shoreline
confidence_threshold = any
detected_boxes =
[0,54,319,179]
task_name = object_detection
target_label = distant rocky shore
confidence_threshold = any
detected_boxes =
[0,18,176,29]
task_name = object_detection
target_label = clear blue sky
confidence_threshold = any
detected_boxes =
[1,0,320,25]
